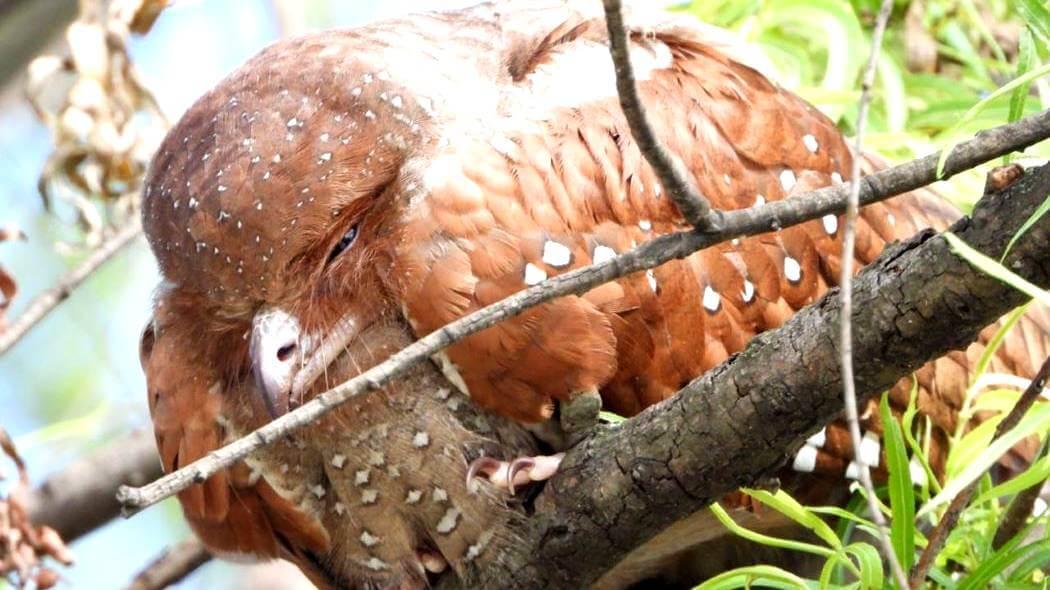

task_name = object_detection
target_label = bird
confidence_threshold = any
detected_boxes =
[138,1,1048,588]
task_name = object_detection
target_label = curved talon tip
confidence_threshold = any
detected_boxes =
[506,458,534,496]
[466,456,500,492]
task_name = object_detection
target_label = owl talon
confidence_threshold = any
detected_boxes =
[466,454,564,494]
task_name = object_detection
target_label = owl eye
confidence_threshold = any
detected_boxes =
[327,224,359,263]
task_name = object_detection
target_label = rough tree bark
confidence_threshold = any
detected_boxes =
[472,163,1050,589]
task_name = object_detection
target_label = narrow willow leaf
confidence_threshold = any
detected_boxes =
[845,542,884,590]
[1000,196,1050,263]
[1014,0,1050,49]
[971,455,1050,505]
[708,503,837,558]
[936,63,1050,177]
[743,489,843,550]
[919,403,1050,517]
[972,303,1031,378]
[692,564,815,590]
[880,393,916,574]
[957,539,1050,590]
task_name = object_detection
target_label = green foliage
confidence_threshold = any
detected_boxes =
[678,0,1050,212]
[678,4,1050,585]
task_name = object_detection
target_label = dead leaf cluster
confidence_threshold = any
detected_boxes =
[0,227,27,333]
[0,428,73,589]
[25,0,171,247]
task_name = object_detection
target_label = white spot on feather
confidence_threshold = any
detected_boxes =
[436,507,461,534]
[858,431,881,467]
[702,286,720,312]
[822,214,839,235]
[413,431,430,448]
[784,256,802,283]
[741,280,756,303]
[646,269,658,293]
[354,469,370,486]
[780,169,797,192]
[908,456,928,487]
[330,454,346,469]
[524,263,547,285]
[806,427,827,448]
[592,245,617,264]
[792,445,818,473]
[542,240,572,268]
[803,134,819,153]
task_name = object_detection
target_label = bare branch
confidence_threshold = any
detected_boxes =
[600,0,719,230]
[123,537,211,590]
[909,356,1050,588]
[837,2,910,588]
[116,109,1050,516]
[0,220,142,357]
[27,430,160,544]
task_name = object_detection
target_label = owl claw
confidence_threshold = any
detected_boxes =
[466,454,564,495]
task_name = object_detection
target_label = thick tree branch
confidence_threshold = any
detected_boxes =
[27,429,160,544]
[495,160,1050,590]
[0,220,142,357]
[116,109,1050,514]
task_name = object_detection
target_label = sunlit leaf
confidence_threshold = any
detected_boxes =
[880,394,915,574]
[920,402,1050,517]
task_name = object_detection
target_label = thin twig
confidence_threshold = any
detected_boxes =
[0,219,142,356]
[600,0,719,231]
[115,108,1050,515]
[123,537,211,590]
[837,2,911,589]
[909,356,1050,588]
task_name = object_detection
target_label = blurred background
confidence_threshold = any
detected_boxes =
[0,0,1045,588]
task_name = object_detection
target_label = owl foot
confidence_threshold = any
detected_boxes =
[466,453,564,494]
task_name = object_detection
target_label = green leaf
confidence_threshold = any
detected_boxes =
[743,489,843,550]
[971,454,1050,506]
[971,303,1031,380]
[845,542,884,590]
[880,393,916,574]
[936,62,1050,177]
[1007,28,1037,128]
[919,402,1050,518]
[692,565,815,590]
[1000,195,1050,263]
[708,503,837,558]
[598,411,626,424]
[957,539,1050,590]
[1014,0,1050,49]
[943,233,1050,306]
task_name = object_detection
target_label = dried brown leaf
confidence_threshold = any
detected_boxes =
[113,0,170,34]
[37,528,73,566]
[0,427,25,481]
[35,567,60,589]
[0,227,25,327]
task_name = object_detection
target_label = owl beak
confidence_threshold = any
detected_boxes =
[249,306,303,418]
